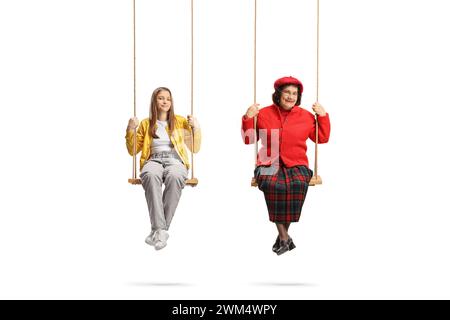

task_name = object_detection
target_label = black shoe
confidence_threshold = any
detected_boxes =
[288,237,296,251]
[273,236,296,252]
[272,236,280,252]
[275,239,291,256]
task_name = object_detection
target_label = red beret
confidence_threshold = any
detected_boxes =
[274,76,303,93]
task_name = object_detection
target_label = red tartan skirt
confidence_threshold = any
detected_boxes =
[254,164,313,223]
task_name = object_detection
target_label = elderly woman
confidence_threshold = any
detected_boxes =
[126,87,201,251]
[241,76,330,255]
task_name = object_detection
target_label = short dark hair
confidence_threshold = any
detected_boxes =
[272,84,302,106]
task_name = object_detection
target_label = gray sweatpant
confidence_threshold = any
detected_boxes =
[140,157,188,231]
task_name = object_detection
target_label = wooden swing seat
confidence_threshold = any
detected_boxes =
[129,178,198,186]
[128,0,199,187]
[248,0,325,188]
[308,175,322,186]
[250,0,322,187]
[250,175,321,187]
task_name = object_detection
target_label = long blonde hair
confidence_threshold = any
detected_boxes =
[149,87,175,138]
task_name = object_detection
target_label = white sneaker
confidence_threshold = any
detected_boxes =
[158,229,169,242]
[145,230,157,246]
[154,230,169,250]
[154,240,167,250]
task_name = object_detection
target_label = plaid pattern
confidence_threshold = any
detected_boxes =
[254,164,313,223]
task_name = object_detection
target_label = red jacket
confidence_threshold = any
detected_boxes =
[241,104,330,168]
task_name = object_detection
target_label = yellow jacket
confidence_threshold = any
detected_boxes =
[125,115,201,171]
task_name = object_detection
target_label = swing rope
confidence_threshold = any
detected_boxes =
[128,0,140,185]
[128,0,198,186]
[309,0,322,185]
[251,0,258,187]
[251,0,322,187]
[186,0,198,186]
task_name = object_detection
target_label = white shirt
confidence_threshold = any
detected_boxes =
[151,120,174,154]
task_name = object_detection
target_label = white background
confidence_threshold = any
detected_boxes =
[1,0,449,299]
